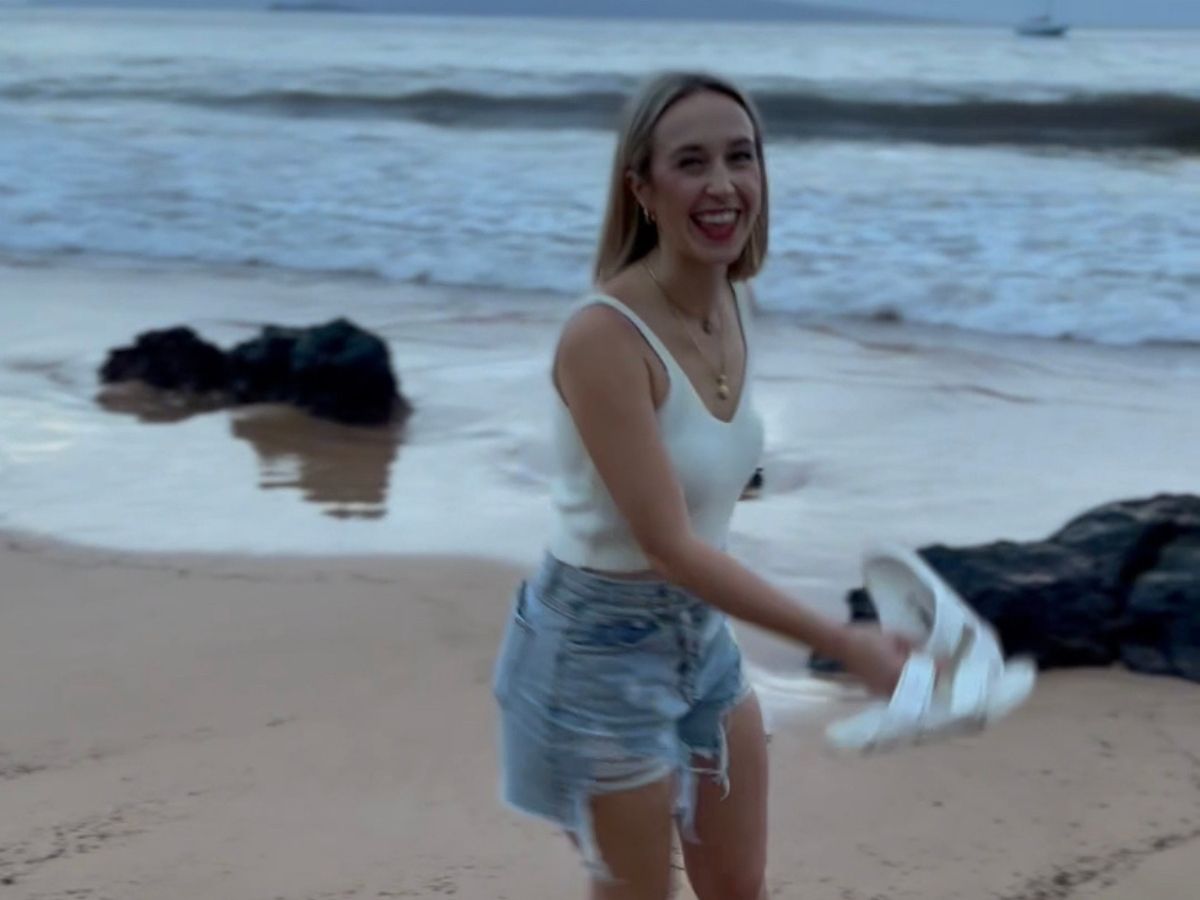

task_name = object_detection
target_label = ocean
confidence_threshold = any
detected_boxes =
[2,7,1199,345]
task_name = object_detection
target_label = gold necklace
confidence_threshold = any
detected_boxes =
[644,261,731,401]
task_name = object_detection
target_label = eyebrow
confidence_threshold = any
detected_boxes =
[669,137,755,158]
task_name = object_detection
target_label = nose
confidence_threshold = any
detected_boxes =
[706,161,735,197]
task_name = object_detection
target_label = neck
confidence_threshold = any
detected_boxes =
[647,250,729,320]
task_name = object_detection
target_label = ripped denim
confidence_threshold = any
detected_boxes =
[493,553,751,882]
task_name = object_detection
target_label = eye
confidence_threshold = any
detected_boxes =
[729,149,756,165]
[678,157,704,171]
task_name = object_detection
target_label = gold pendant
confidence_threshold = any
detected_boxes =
[717,376,730,400]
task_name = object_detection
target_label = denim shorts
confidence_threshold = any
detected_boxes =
[492,553,752,881]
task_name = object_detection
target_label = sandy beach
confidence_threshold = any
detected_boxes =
[4,8,1200,896]
[2,532,1199,900]
[2,262,1200,898]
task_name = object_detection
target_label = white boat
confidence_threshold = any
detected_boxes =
[1016,2,1069,37]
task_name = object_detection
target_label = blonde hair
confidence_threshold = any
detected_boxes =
[593,71,769,284]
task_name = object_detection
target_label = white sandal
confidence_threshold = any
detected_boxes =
[825,544,1037,753]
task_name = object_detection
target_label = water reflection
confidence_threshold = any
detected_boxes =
[95,381,225,423]
[229,406,402,520]
[96,384,403,518]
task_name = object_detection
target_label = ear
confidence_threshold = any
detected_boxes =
[626,169,654,220]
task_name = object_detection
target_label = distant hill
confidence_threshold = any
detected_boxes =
[301,0,929,22]
[33,0,936,24]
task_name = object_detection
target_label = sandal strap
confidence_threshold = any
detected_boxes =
[881,653,937,730]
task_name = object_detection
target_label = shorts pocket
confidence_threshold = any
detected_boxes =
[563,615,665,656]
[492,580,536,705]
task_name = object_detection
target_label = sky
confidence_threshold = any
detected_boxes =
[6,0,1200,27]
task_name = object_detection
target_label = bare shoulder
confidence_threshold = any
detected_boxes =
[552,293,657,409]
[556,300,644,371]
[556,269,650,368]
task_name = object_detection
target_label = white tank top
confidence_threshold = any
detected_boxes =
[547,285,765,572]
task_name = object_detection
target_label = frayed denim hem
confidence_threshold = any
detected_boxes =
[501,701,746,885]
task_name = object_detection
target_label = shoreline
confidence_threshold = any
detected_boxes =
[4,260,1198,563]
[5,250,1200,351]
[4,257,1199,675]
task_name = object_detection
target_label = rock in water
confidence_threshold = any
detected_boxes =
[100,319,412,427]
[290,318,409,426]
[100,327,230,394]
[228,325,302,407]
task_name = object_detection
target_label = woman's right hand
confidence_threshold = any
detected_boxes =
[836,624,913,696]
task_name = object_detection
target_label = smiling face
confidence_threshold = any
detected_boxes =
[632,89,764,271]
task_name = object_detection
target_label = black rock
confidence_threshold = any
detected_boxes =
[99,327,230,394]
[290,318,409,426]
[100,319,412,427]
[228,325,303,406]
[1118,531,1200,682]
[811,495,1200,684]
[919,539,1121,667]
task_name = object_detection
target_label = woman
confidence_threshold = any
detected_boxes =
[493,71,910,900]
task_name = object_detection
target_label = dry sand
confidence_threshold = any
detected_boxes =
[3,532,1198,900]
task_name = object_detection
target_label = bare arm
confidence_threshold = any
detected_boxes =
[555,306,904,692]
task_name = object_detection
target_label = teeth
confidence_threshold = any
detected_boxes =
[695,211,737,226]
